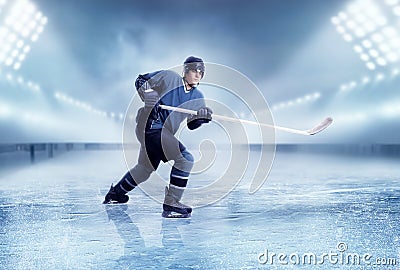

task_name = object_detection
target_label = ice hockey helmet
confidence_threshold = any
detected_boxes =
[183,56,205,78]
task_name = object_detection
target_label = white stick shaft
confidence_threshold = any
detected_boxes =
[159,104,310,135]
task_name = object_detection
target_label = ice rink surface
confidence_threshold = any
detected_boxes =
[0,148,399,269]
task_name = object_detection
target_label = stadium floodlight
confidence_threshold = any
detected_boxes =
[376,57,387,66]
[349,81,357,88]
[362,39,373,48]
[272,92,322,111]
[0,0,48,70]
[13,62,20,70]
[331,16,340,25]
[378,43,390,53]
[343,33,353,42]
[354,45,363,53]
[362,76,371,84]
[338,11,348,20]
[389,36,400,49]
[393,6,400,16]
[360,53,370,61]
[340,84,348,91]
[363,1,381,17]
[336,25,346,34]
[338,65,400,96]
[371,33,384,43]
[17,76,23,84]
[2,72,42,93]
[385,0,399,6]
[366,62,376,70]
[363,21,377,33]
[332,0,400,71]
[346,20,357,29]
[369,49,379,58]
[375,16,388,26]
[0,0,8,7]
[53,90,122,121]
[354,28,366,37]
[376,73,385,81]
[355,14,367,23]
[382,26,397,37]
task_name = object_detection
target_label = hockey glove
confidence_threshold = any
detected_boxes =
[196,107,213,122]
[187,107,213,130]
[143,90,159,108]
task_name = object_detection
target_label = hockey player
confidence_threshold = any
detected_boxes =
[103,56,212,218]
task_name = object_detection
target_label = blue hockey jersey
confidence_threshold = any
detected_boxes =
[135,70,206,134]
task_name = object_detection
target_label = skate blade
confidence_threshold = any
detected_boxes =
[102,200,127,205]
[162,211,191,218]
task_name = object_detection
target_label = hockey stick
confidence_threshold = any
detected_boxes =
[159,104,333,136]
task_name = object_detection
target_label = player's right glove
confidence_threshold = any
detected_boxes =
[196,107,213,122]
[187,107,213,130]
[143,90,159,108]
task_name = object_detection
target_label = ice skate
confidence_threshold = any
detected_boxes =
[162,185,192,218]
[103,184,129,204]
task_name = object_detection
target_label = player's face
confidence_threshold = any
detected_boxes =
[185,69,203,85]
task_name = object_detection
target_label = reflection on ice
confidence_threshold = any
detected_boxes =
[0,149,399,268]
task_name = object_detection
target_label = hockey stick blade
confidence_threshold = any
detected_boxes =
[306,117,333,135]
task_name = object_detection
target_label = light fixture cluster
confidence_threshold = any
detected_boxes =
[54,91,124,121]
[0,1,124,125]
[0,69,41,92]
[0,0,6,14]
[339,67,400,92]
[384,0,400,16]
[332,0,400,71]
[0,0,47,70]
[16,75,41,92]
[1,68,124,122]
[272,92,321,111]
